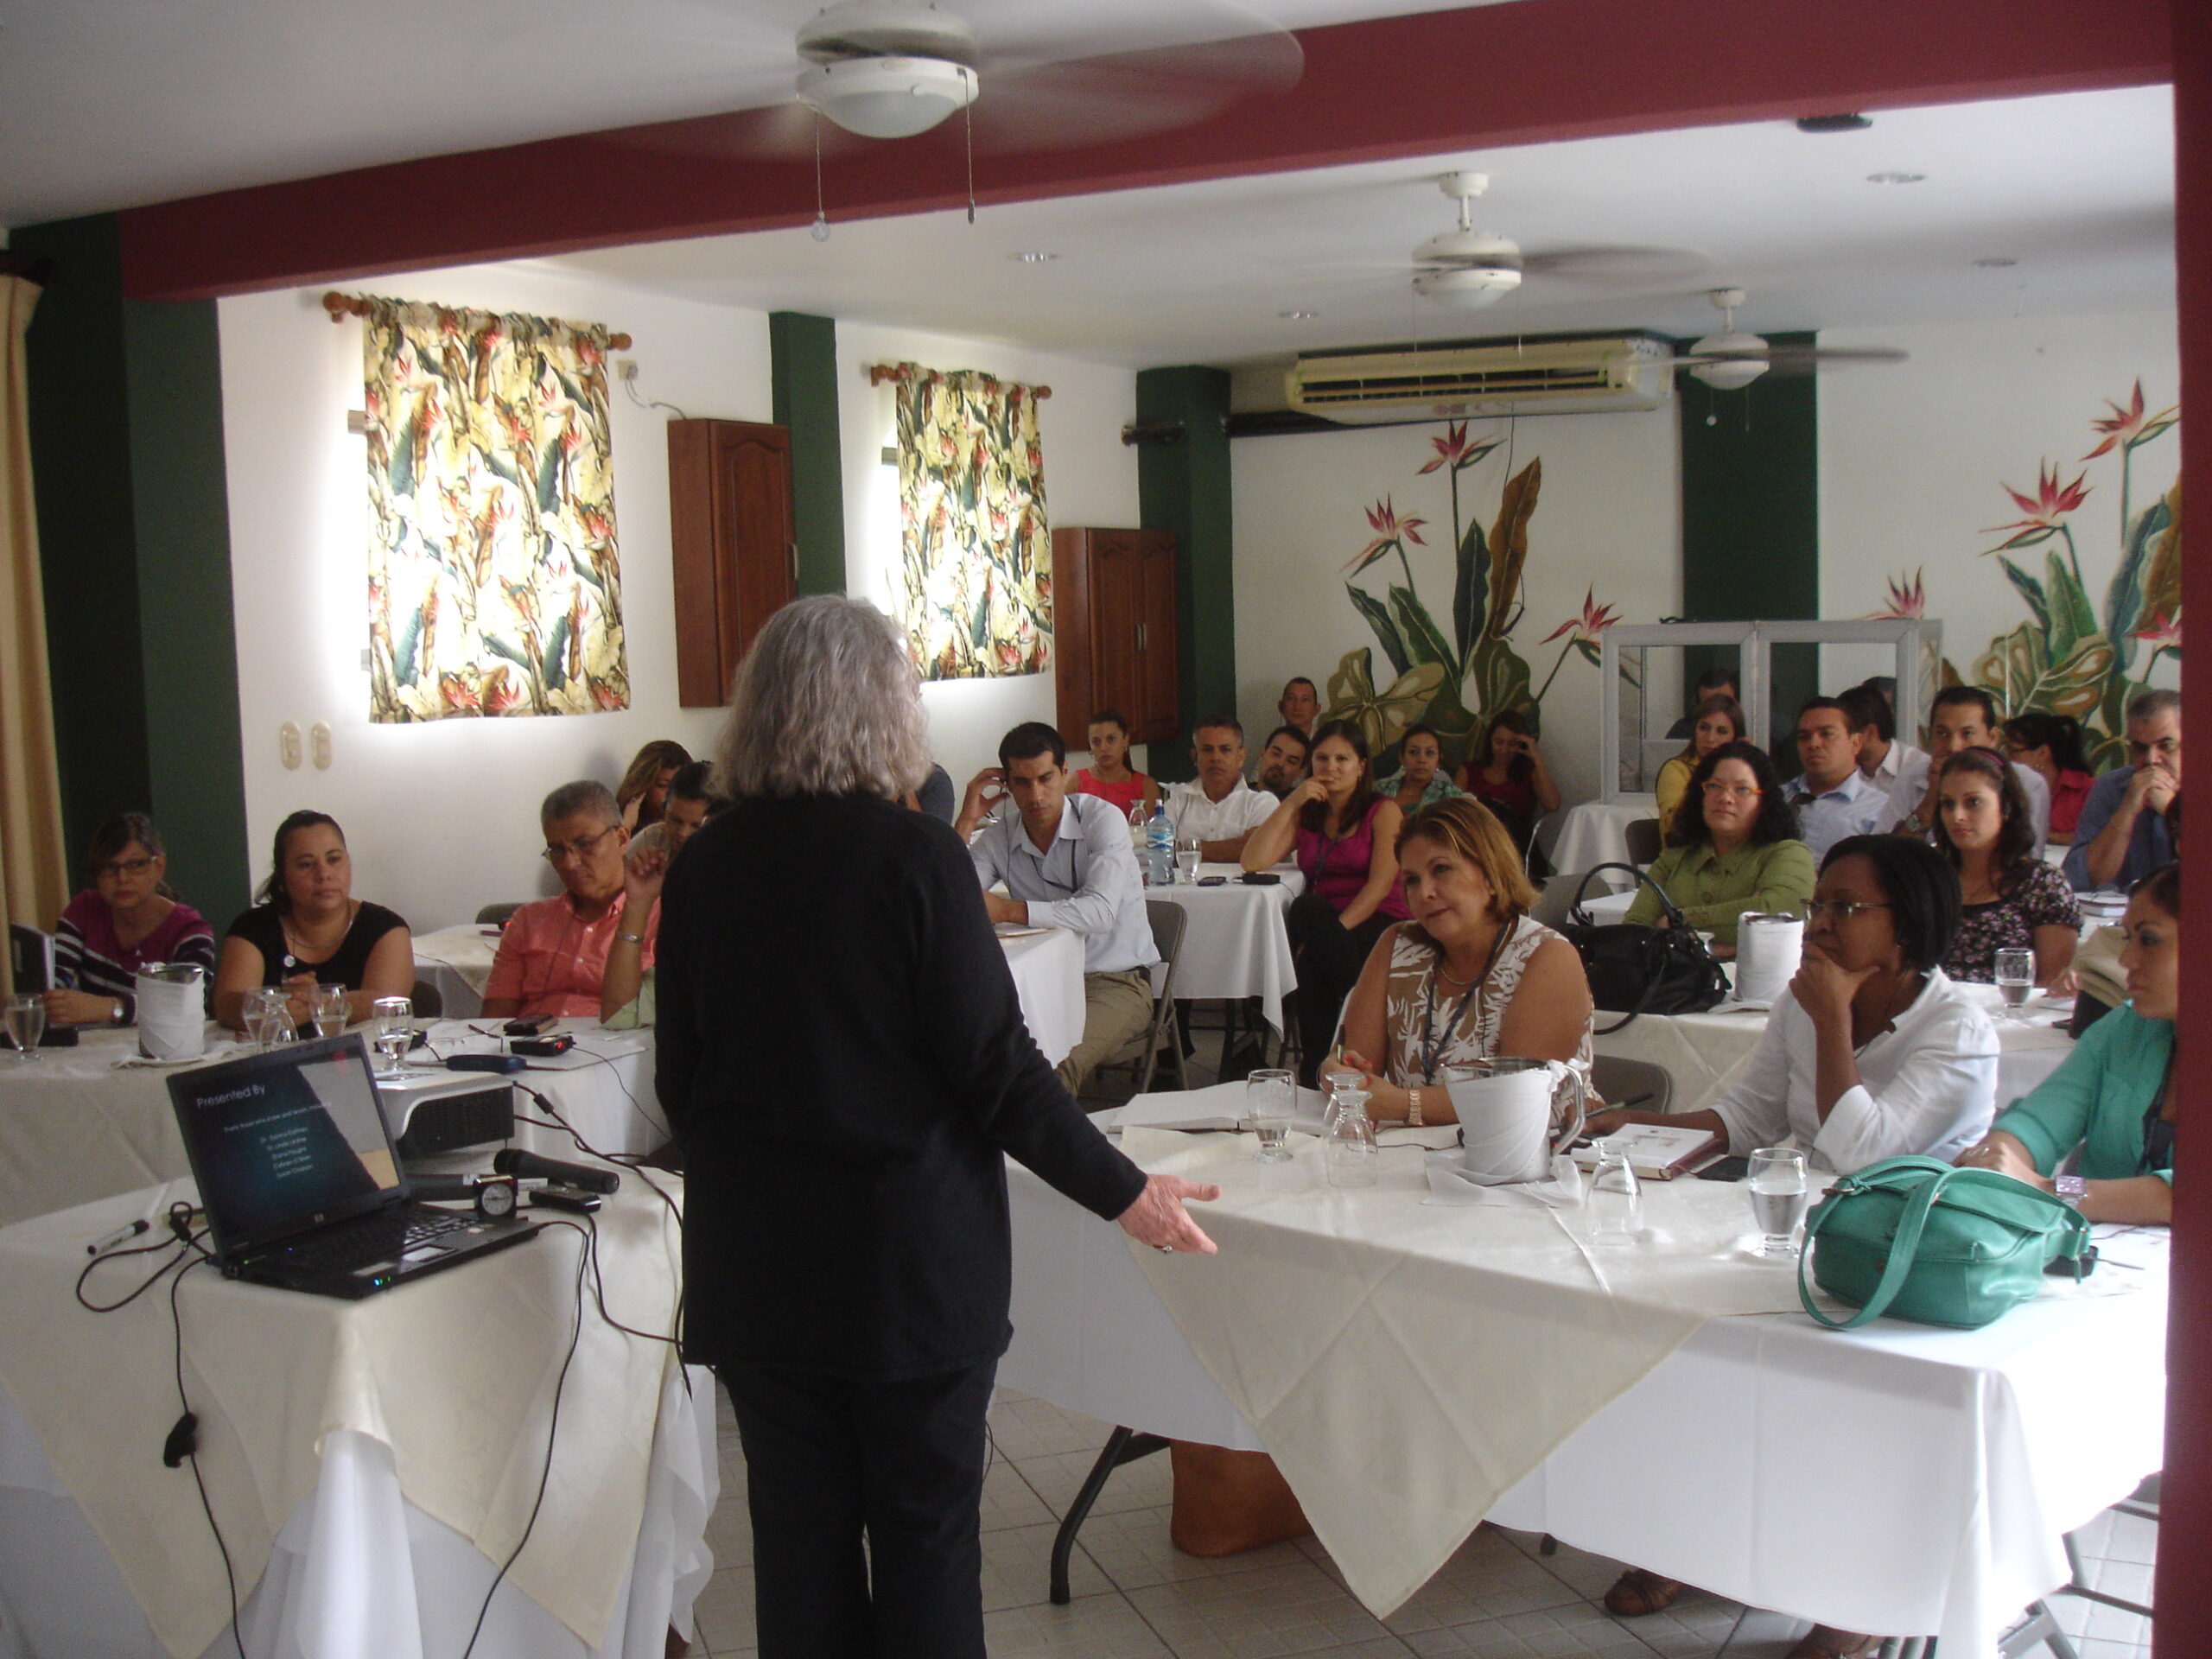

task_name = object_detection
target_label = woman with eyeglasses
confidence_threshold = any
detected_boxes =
[1956,862,2175,1224]
[214,810,413,1033]
[1930,747,2080,987]
[42,813,217,1027]
[1653,693,1745,836]
[1586,834,1998,1655]
[1623,741,1813,956]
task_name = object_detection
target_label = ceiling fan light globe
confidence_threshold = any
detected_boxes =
[1687,328,1769,390]
[1412,264,1522,308]
[795,56,978,139]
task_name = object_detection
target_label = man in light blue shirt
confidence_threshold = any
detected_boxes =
[1783,698,1889,862]
[2063,688,2180,891]
[959,721,1157,1096]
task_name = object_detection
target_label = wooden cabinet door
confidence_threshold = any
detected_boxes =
[1052,525,1181,747]
[668,419,793,707]
[1090,531,1147,728]
[1133,532,1181,742]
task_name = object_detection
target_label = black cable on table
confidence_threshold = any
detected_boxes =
[169,1256,246,1659]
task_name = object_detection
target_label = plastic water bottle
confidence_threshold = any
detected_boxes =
[1146,802,1174,887]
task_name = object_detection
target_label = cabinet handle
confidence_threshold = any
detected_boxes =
[1136,621,1147,653]
[789,543,799,586]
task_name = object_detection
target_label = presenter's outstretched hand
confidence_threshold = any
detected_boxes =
[1118,1173,1222,1255]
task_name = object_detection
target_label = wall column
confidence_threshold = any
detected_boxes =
[768,311,847,597]
[1135,366,1234,784]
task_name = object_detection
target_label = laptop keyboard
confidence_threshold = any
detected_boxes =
[257,1205,480,1270]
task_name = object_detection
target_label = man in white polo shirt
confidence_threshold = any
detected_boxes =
[1884,684,2051,855]
[959,721,1157,1096]
[1783,698,1889,862]
[1166,715,1278,862]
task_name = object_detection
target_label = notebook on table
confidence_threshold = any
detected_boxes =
[166,1033,540,1300]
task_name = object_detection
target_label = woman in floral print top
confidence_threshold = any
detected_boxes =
[1931,747,2081,986]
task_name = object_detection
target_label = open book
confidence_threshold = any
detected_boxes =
[1568,1122,1726,1180]
[1113,1081,1330,1135]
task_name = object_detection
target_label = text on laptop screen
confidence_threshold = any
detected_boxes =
[179,1050,398,1237]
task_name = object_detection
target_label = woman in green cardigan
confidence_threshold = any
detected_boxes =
[1957,861,2176,1224]
[1624,741,1815,957]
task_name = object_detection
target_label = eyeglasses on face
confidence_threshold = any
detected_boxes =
[1805,898,1892,923]
[1700,782,1763,801]
[97,855,156,880]
[543,823,621,865]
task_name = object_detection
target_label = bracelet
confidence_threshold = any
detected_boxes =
[1406,1087,1424,1129]
[613,931,645,946]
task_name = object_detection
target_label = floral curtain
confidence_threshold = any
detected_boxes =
[893,364,1052,679]
[362,298,627,721]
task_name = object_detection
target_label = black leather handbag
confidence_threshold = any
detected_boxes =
[1560,862,1732,1033]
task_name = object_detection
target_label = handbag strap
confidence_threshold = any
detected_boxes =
[1573,861,1724,1035]
[1571,861,1693,931]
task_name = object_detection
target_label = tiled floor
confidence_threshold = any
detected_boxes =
[685,1384,2157,1659]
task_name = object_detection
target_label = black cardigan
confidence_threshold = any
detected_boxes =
[656,793,1147,1377]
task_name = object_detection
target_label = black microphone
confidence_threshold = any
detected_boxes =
[491,1148,621,1195]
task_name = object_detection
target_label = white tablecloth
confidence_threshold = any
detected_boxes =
[0,1178,706,1659]
[1147,866,1306,1032]
[1001,1145,2164,1656]
[1547,797,1660,887]
[411,924,500,1019]
[1000,928,1084,1066]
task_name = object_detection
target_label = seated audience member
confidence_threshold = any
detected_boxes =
[1333,798,1593,1127]
[2002,711,2095,842]
[601,824,670,1028]
[616,740,693,831]
[661,760,715,851]
[958,722,1157,1095]
[1587,834,1999,1656]
[1931,747,2080,987]
[1166,716,1279,861]
[1840,682,1929,801]
[1783,698,1887,861]
[1379,723,1466,812]
[1886,685,2050,853]
[1277,676,1320,741]
[1245,721,1410,1084]
[1663,664,1738,741]
[907,761,957,823]
[214,811,413,1033]
[1957,861,2177,1224]
[482,780,654,1020]
[45,813,216,1027]
[1072,709,1159,817]
[1626,742,1814,956]
[2064,687,2180,891]
[1653,694,1744,835]
[1456,710,1560,849]
[1255,724,1312,798]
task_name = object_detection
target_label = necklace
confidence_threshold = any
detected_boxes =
[1418,917,1516,1083]
[281,901,357,967]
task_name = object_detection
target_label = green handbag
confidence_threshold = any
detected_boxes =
[1796,1154,2094,1331]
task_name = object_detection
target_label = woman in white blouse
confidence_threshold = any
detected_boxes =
[1580,833,1999,1657]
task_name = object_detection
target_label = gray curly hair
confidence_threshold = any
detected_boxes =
[716,595,932,801]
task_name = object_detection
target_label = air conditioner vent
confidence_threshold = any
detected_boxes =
[1287,334,1675,423]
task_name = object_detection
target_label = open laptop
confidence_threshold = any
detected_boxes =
[167,1033,541,1299]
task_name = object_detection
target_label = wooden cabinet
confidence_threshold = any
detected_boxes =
[666,419,795,707]
[1053,527,1180,745]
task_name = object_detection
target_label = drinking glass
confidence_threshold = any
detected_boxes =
[1246,1068,1295,1163]
[311,983,351,1039]
[370,995,414,1077]
[1323,1087,1377,1187]
[1994,948,2035,1017]
[1174,836,1203,885]
[5,995,44,1061]
[243,986,290,1051]
[1586,1138,1643,1245]
[1747,1147,1812,1257]
[1320,1067,1363,1132]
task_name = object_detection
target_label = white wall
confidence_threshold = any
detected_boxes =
[219,264,773,931]
[1231,411,1682,811]
[1820,308,2181,747]
[833,321,1141,791]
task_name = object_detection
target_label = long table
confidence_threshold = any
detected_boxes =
[0,1177,711,1659]
[1000,1129,2164,1656]
[1147,866,1305,1034]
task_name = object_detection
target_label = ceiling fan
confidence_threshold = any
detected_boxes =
[1664,288,1907,388]
[1402,172,1710,308]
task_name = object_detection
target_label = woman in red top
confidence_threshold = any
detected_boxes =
[1244,721,1410,1082]
[2002,712,2097,842]
[1458,709,1562,852]
[1071,710,1159,817]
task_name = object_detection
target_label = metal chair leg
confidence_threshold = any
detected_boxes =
[1050,1427,1170,1604]
[1998,1602,2076,1659]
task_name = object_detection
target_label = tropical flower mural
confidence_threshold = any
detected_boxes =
[363,298,628,721]
[1325,422,1614,764]
[1871,380,2180,769]
[892,362,1052,680]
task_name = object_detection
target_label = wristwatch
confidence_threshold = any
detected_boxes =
[2055,1174,2089,1211]
[1406,1087,1425,1129]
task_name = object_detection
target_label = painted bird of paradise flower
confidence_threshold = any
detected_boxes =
[1532,588,1621,702]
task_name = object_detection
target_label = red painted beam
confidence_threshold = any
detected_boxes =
[119,0,2171,300]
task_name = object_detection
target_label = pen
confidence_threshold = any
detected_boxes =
[87,1218,150,1256]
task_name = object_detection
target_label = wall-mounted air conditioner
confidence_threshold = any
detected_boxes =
[1284,334,1675,424]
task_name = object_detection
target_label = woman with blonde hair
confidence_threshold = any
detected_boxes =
[1333,797,1594,1128]
[616,738,694,830]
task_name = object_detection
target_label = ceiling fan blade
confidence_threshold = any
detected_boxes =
[968,30,1303,151]
[1518,246,1710,287]
[1763,346,1911,365]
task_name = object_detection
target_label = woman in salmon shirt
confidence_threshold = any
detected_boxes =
[1071,709,1159,817]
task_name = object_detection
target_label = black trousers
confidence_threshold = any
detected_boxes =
[718,1357,997,1659]
[1287,892,1394,1084]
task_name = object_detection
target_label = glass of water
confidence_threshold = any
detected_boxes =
[1246,1067,1295,1163]
[6,994,45,1061]
[371,995,414,1077]
[1994,948,2035,1018]
[242,986,289,1050]
[1747,1146,1811,1257]
[311,983,351,1039]
[1174,836,1203,885]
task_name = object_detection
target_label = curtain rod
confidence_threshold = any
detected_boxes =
[321,290,632,351]
[868,362,1051,398]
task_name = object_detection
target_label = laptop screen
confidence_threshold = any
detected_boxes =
[168,1034,404,1255]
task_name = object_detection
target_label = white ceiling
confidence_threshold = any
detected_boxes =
[0,0,1495,227]
[531,85,2175,378]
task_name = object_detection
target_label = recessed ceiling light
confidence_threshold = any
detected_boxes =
[1279,309,1319,320]
[1007,251,1059,264]
[1973,257,2018,268]
[1866,171,1927,184]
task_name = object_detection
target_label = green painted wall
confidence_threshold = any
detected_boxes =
[14,213,251,924]
[1135,366,1234,785]
[768,311,847,596]
[1677,332,1821,753]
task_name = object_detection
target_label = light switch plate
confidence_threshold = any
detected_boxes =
[308,721,333,769]
[278,721,302,770]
